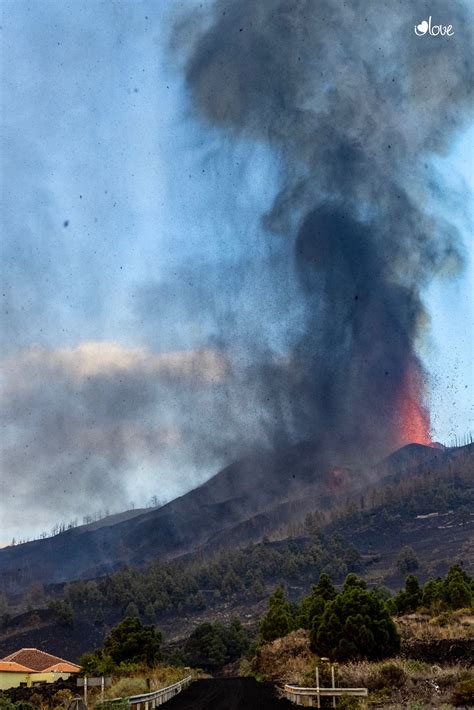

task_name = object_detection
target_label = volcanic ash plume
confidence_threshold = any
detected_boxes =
[175,0,472,460]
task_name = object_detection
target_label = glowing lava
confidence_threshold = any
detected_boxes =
[395,363,431,446]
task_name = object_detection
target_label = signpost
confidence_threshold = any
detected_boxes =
[77,676,112,704]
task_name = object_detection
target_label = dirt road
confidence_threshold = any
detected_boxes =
[165,677,294,709]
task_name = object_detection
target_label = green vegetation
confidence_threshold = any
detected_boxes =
[3,451,469,636]
[81,617,162,673]
[43,533,360,628]
[396,565,473,614]
[297,573,336,629]
[259,573,400,661]
[396,545,419,574]
[182,618,249,670]
[256,565,472,662]
[313,579,400,660]
[0,701,35,710]
[259,586,293,643]
[394,574,423,613]
[81,615,247,675]
[252,631,473,707]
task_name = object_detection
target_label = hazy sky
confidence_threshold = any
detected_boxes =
[0,0,472,543]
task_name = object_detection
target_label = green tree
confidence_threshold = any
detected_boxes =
[444,565,472,609]
[297,592,324,631]
[395,575,423,614]
[182,618,248,670]
[343,573,367,592]
[259,586,293,643]
[314,573,337,601]
[124,601,140,618]
[396,546,419,574]
[183,622,226,669]
[220,618,250,661]
[80,650,115,676]
[312,582,400,661]
[103,617,162,666]
[421,578,444,609]
[297,572,338,630]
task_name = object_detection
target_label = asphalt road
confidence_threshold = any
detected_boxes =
[164,677,295,709]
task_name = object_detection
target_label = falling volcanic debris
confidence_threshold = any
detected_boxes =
[174,0,472,461]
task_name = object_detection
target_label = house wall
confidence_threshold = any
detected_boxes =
[0,671,72,690]
[0,671,29,690]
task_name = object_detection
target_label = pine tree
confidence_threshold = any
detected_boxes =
[312,581,400,661]
[395,575,422,613]
[444,565,472,609]
[259,586,293,643]
[296,573,336,631]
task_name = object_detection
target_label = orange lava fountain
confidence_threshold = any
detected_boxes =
[395,363,431,446]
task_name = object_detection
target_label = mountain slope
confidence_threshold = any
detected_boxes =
[0,442,471,594]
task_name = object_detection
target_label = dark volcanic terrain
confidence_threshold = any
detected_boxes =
[0,442,472,660]
[0,443,471,596]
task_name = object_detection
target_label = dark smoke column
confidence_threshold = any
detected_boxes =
[176,0,473,460]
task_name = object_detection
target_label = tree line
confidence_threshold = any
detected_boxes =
[257,564,473,661]
[78,564,472,676]
[47,534,361,626]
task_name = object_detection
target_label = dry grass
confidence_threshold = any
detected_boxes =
[338,658,471,688]
[396,610,474,642]
[89,664,198,707]
[250,628,473,707]
[103,676,149,699]
[251,629,317,684]
[148,664,197,690]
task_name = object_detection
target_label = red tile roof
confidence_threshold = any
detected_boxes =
[42,662,81,673]
[1,648,80,673]
[0,661,35,673]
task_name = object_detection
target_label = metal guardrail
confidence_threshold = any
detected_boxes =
[284,684,368,707]
[103,676,192,708]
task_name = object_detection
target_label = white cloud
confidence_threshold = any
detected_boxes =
[1,341,227,393]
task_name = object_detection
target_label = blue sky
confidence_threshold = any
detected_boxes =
[0,0,472,541]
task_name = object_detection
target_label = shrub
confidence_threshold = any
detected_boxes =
[107,676,149,698]
[371,662,408,689]
[451,678,474,706]
[53,689,74,707]
[251,629,315,685]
